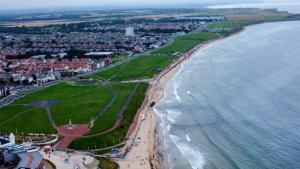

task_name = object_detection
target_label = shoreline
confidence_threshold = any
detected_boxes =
[117,29,245,169]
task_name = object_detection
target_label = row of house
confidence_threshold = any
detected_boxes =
[0,52,112,85]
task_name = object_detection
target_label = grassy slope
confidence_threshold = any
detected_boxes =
[154,32,219,54]
[94,55,176,81]
[208,21,242,30]
[69,83,148,150]
[51,86,113,126]
[15,83,99,104]
[0,82,115,133]
[90,83,135,134]
[0,105,29,123]
[0,108,56,133]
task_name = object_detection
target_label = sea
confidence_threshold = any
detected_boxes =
[154,4,300,169]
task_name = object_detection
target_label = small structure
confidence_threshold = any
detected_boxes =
[68,119,74,130]
[0,133,15,148]
[90,118,95,128]
[126,27,135,37]
[84,52,113,67]
[0,84,9,98]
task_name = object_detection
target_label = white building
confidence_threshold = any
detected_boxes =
[126,27,135,37]
[0,133,15,148]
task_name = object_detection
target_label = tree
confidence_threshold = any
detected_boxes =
[31,74,37,83]
[22,79,29,86]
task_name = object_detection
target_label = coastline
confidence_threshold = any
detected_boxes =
[117,29,245,169]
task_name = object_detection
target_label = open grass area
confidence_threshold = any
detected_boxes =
[15,83,99,104]
[154,32,219,54]
[69,83,148,150]
[208,21,242,30]
[0,107,56,134]
[15,82,114,126]
[90,83,136,134]
[51,86,113,126]
[0,82,121,133]
[0,81,142,136]
[93,55,176,81]
[112,55,128,63]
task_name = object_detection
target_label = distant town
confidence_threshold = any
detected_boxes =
[0,15,224,98]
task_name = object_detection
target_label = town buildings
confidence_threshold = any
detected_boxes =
[126,27,135,37]
[0,133,44,169]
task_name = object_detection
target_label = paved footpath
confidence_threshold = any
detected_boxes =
[55,124,90,149]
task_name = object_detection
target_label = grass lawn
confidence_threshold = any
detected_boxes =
[93,55,176,81]
[15,83,99,104]
[69,83,148,150]
[112,55,128,63]
[154,32,219,54]
[16,82,114,126]
[0,82,118,133]
[0,105,29,123]
[90,83,136,134]
[0,82,145,135]
[0,107,56,134]
[51,86,113,126]
[208,21,242,30]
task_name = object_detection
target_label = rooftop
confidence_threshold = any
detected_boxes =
[0,138,9,146]
[84,52,113,56]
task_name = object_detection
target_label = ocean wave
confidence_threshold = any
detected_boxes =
[170,134,205,169]
[173,81,182,103]
[166,109,183,124]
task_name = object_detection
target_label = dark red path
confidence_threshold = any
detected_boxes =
[55,124,90,149]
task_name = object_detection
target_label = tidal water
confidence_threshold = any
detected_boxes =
[155,21,300,169]
[207,1,300,14]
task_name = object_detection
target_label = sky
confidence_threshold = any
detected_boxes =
[0,0,295,11]
[0,0,259,11]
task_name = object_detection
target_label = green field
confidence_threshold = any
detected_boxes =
[90,83,136,134]
[69,83,148,149]
[208,21,242,30]
[0,82,137,134]
[154,32,219,54]
[0,106,56,133]
[92,55,176,81]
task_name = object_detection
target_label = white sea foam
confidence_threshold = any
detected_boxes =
[187,90,191,95]
[186,134,191,142]
[153,108,175,135]
[166,109,183,124]
[170,134,205,169]
[173,82,182,103]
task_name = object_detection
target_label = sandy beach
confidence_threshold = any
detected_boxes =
[117,38,222,169]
